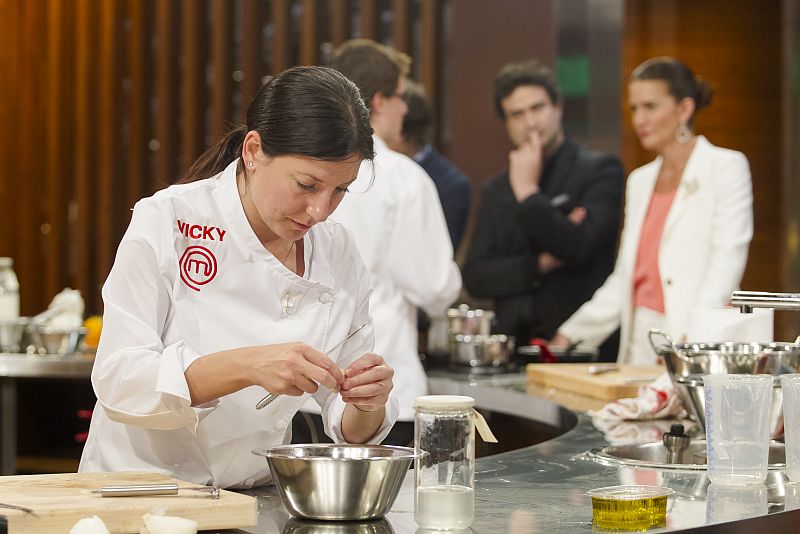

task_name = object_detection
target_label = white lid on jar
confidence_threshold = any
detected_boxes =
[415,395,475,410]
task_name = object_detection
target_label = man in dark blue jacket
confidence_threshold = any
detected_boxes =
[463,60,623,357]
[392,80,471,251]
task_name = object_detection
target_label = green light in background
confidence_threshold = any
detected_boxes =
[556,54,590,98]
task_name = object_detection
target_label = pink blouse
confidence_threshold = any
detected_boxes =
[633,189,677,313]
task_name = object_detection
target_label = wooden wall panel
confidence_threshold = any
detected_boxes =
[73,0,98,313]
[300,0,318,65]
[241,0,263,104]
[329,0,350,47]
[153,0,179,190]
[210,0,233,141]
[271,0,290,73]
[0,0,450,317]
[359,0,377,40]
[180,0,205,175]
[125,0,150,212]
[44,0,69,300]
[0,0,19,260]
[17,0,49,314]
[447,0,556,187]
[97,0,122,298]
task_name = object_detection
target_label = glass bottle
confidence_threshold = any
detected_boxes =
[414,395,475,530]
[0,257,19,320]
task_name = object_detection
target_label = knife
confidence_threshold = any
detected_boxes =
[91,483,220,499]
[255,321,370,410]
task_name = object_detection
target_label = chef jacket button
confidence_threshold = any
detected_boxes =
[276,418,289,431]
[532,280,541,290]
[319,291,333,304]
[665,278,672,286]
[243,478,254,489]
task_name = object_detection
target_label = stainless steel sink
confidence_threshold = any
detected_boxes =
[588,440,786,470]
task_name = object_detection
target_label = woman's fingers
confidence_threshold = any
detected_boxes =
[340,353,393,405]
[289,343,345,392]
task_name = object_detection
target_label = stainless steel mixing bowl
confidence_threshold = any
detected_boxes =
[252,444,415,520]
[649,329,800,377]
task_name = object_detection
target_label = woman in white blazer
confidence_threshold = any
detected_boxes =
[551,57,753,364]
[79,67,400,489]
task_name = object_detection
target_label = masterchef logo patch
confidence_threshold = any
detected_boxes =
[180,246,218,291]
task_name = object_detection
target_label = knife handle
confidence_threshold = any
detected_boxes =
[95,483,179,497]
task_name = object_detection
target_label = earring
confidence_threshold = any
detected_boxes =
[247,161,254,168]
[675,124,692,144]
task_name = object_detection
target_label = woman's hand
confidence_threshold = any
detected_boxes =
[549,332,572,348]
[339,353,394,412]
[247,342,345,397]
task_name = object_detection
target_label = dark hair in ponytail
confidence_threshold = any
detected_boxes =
[629,57,713,125]
[180,66,374,183]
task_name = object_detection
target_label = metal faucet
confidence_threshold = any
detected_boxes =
[730,290,800,314]
[662,423,691,464]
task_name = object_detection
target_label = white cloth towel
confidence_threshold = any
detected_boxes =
[590,372,686,421]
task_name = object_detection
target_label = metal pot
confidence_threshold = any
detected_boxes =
[449,333,514,372]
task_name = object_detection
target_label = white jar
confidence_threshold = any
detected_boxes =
[0,257,19,320]
[414,395,475,530]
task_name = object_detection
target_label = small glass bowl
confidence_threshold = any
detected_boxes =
[587,485,674,531]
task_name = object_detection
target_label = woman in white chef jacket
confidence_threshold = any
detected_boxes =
[78,66,400,489]
[551,57,753,364]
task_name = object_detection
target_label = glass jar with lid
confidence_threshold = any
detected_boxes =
[414,394,476,530]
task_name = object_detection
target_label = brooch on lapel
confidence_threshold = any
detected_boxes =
[682,178,699,196]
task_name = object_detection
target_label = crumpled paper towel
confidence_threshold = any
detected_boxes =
[41,288,85,329]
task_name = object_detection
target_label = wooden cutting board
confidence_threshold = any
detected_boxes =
[526,363,665,401]
[0,471,257,533]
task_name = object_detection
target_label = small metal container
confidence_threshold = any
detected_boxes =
[28,325,87,355]
[252,444,414,521]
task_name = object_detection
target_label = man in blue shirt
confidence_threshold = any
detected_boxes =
[391,80,471,251]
